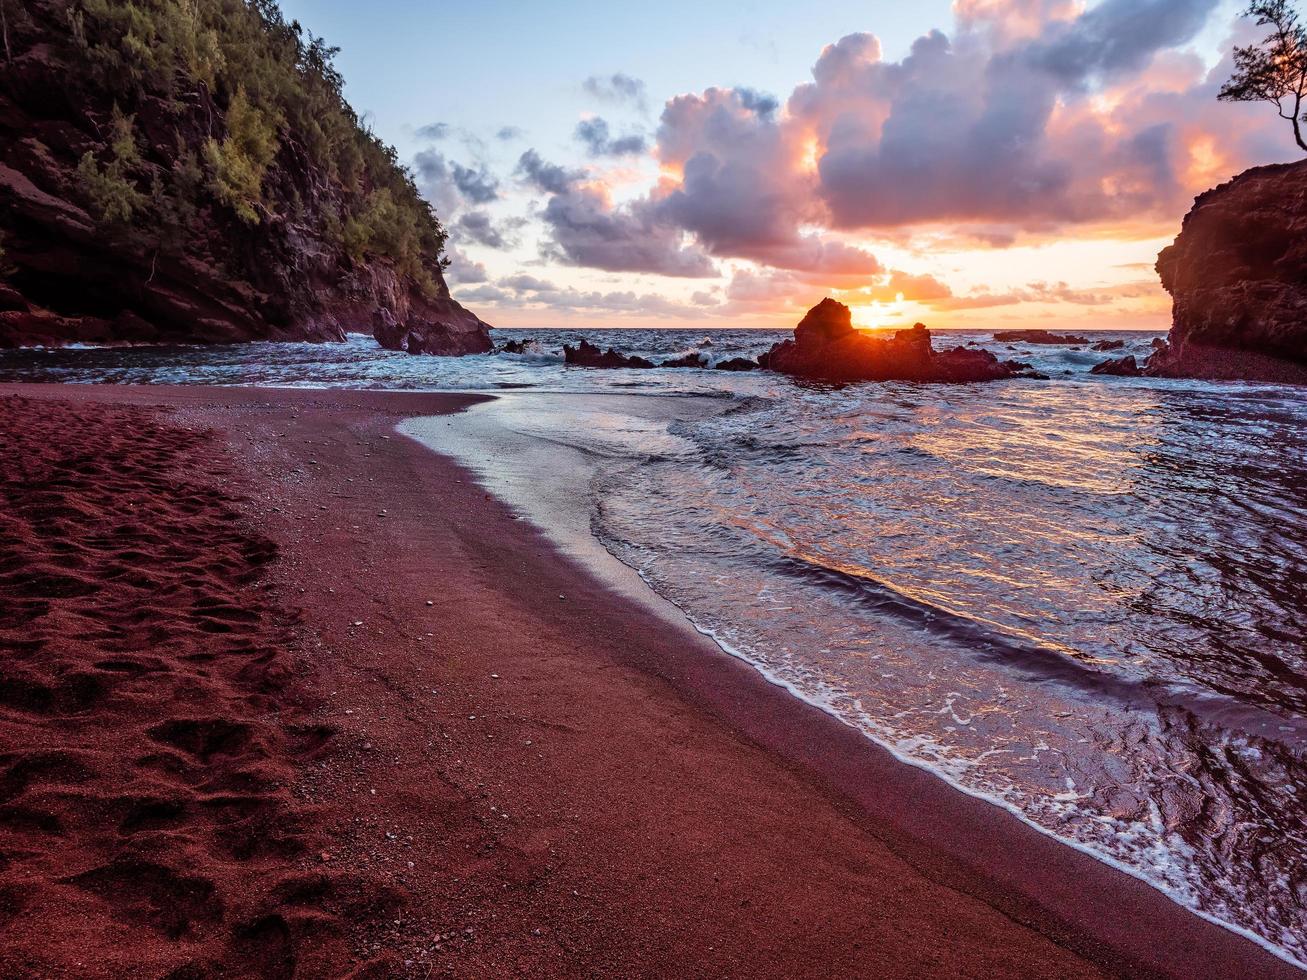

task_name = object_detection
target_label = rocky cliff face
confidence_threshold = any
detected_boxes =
[763,299,1015,383]
[1150,160,1307,383]
[0,0,490,353]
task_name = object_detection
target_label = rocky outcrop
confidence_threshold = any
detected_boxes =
[0,0,489,353]
[660,352,708,368]
[763,299,1015,383]
[992,329,1090,345]
[371,299,491,356]
[563,339,655,369]
[713,357,759,371]
[1150,160,1307,383]
[1090,355,1141,376]
[1091,339,1125,351]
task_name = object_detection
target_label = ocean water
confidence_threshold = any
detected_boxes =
[4,327,1305,966]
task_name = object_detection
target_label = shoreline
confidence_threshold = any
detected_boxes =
[0,382,1296,978]
[411,391,1306,973]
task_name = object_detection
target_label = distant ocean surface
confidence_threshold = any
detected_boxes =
[5,327,1306,967]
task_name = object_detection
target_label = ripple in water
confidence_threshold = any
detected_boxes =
[591,378,1307,966]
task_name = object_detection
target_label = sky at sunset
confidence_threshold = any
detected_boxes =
[280,0,1290,329]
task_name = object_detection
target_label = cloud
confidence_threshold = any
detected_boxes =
[1022,0,1219,85]
[470,273,708,318]
[583,72,648,111]
[415,121,451,141]
[455,210,510,249]
[442,244,489,285]
[539,183,718,277]
[516,149,583,195]
[450,161,499,204]
[496,126,524,141]
[574,117,648,157]
[652,87,881,275]
[792,4,1278,235]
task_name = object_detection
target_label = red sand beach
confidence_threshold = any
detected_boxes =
[0,383,1296,979]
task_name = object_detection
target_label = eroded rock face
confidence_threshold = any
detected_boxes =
[371,296,492,356]
[764,299,1015,383]
[1150,160,1307,383]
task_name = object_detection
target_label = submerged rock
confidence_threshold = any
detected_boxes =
[763,299,1014,383]
[563,339,655,369]
[992,329,1091,345]
[1090,354,1142,377]
[1150,160,1307,383]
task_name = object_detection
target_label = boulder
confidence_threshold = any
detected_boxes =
[1150,159,1307,383]
[714,357,759,371]
[371,296,492,356]
[497,338,535,354]
[563,339,655,369]
[763,300,1015,383]
[992,329,1090,345]
[661,352,708,368]
[1091,339,1125,351]
[1090,355,1141,376]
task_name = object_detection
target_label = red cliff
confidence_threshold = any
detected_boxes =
[1151,160,1307,384]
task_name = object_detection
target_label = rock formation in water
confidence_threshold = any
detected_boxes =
[660,352,709,368]
[1090,354,1141,376]
[713,357,759,371]
[0,0,490,353]
[763,299,1015,383]
[563,339,655,369]
[992,329,1091,345]
[1150,160,1307,383]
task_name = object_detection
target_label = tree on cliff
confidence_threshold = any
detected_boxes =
[1220,1,1307,153]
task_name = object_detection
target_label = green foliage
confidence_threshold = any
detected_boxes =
[66,0,447,277]
[1220,1,1307,152]
[202,87,280,222]
[75,106,148,223]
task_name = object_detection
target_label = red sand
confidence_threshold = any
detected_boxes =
[0,383,1296,978]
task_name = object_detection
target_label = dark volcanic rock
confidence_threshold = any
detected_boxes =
[0,1,490,353]
[372,299,491,356]
[1091,339,1125,352]
[497,338,535,354]
[1150,160,1307,383]
[661,352,708,368]
[714,357,759,371]
[992,329,1091,345]
[763,299,1014,383]
[1090,355,1141,377]
[563,339,655,369]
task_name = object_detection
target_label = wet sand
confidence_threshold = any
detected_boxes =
[0,383,1295,978]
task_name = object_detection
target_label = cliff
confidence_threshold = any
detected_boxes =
[1151,160,1307,383]
[763,299,1015,383]
[0,0,490,353]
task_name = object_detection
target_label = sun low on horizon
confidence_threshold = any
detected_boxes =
[277,0,1290,331]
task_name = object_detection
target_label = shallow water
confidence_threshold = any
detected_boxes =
[4,327,1305,965]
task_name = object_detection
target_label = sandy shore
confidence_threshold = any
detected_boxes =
[0,383,1295,978]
